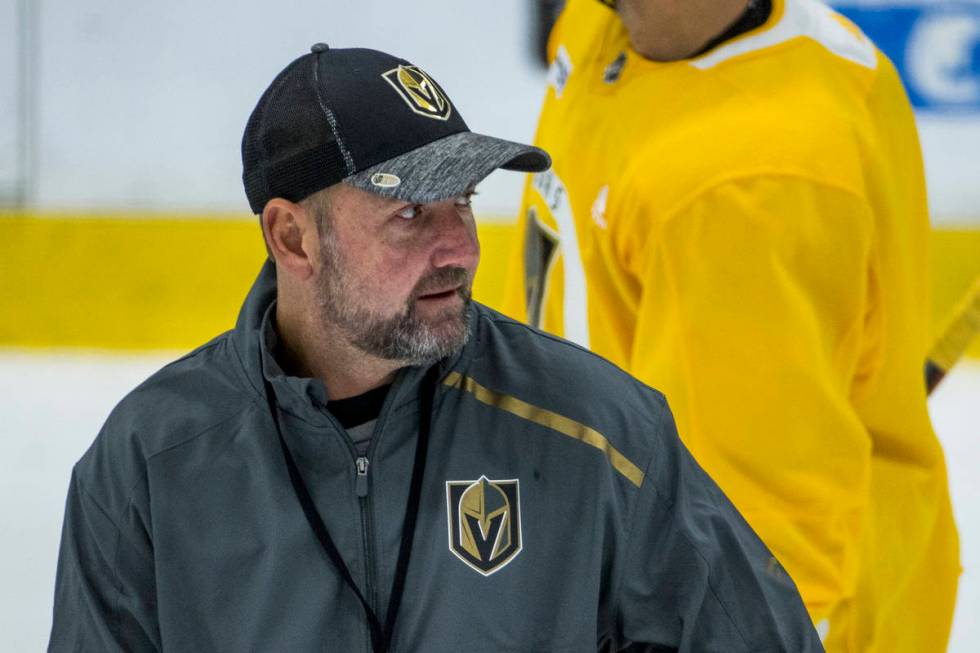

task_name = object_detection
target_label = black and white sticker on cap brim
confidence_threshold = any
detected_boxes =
[371,173,402,188]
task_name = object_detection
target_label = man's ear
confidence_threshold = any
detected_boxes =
[261,198,318,281]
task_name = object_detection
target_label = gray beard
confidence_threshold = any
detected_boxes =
[316,244,472,365]
[345,293,473,364]
[332,292,472,365]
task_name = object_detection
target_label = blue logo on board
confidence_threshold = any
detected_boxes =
[832,1,980,112]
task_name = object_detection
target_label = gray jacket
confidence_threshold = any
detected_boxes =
[50,262,822,652]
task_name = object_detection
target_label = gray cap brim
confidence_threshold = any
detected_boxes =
[344,131,551,203]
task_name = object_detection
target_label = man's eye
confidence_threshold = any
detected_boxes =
[455,191,478,207]
[396,205,421,220]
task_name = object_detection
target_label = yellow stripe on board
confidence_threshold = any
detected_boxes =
[443,371,646,487]
[2,212,979,359]
[0,212,267,350]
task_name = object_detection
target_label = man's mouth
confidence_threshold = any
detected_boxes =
[418,286,461,301]
[412,266,470,306]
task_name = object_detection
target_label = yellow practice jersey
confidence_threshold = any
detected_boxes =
[501,0,960,650]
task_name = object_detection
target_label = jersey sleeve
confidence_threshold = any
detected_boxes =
[623,173,879,624]
[49,468,161,651]
[616,402,822,651]
[844,55,961,648]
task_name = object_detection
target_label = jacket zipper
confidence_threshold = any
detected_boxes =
[356,456,378,605]
[325,423,377,653]
[355,375,407,647]
[356,456,370,497]
[329,367,422,651]
[356,455,379,653]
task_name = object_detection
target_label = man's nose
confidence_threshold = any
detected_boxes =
[428,200,480,269]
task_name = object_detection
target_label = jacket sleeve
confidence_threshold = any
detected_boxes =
[49,468,160,652]
[616,406,823,652]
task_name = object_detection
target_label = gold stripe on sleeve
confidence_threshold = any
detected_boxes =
[443,371,645,487]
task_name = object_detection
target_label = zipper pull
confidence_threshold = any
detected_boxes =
[355,456,370,497]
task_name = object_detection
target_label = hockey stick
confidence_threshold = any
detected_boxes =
[925,276,980,395]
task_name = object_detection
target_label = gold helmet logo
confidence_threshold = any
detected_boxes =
[446,476,522,576]
[382,65,453,121]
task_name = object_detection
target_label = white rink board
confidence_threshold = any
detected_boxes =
[0,351,977,650]
[10,0,977,222]
[0,0,22,199]
[30,0,546,218]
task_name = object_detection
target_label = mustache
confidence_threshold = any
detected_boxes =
[411,266,471,300]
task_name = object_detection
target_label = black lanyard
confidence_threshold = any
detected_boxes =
[265,366,438,653]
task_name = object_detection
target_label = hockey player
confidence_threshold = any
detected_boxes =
[502,0,960,650]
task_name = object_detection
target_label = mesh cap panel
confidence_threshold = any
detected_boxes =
[242,55,348,213]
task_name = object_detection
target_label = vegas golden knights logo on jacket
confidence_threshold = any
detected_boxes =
[382,65,453,121]
[446,477,522,575]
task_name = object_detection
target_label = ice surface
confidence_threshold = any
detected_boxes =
[929,361,980,651]
[1,351,976,650]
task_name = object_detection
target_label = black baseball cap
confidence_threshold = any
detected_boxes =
[242,43,551,214]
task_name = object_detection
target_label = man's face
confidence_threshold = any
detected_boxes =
[613,0,749,62]
[311,183,481,365]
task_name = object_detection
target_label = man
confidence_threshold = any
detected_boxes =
[502,0,960,651]
[49,44,821,652]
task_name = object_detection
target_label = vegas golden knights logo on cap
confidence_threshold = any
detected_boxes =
[446,477,522,576]
[382,65,453,121]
